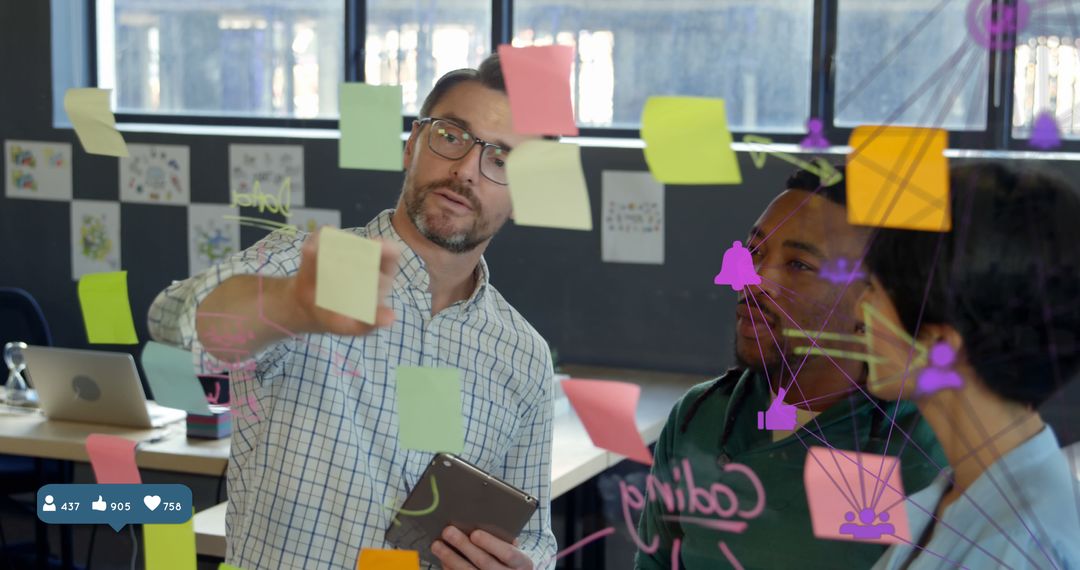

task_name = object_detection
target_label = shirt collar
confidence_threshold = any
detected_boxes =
[364,209,490,308]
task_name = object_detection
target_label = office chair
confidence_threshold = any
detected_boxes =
[0,287,61,565]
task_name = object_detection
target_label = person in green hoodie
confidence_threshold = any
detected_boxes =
[633,167,946,569]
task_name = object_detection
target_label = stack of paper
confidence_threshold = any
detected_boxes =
[186,408,232,439]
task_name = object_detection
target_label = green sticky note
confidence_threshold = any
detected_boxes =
[141,341,211,415]
[315,227,381,324]
[63,88,129,157]
[219,564,246,570]
[640,96,742,185]
[77,271,138,345]
[395,367,464,454]
[143,515,196,570]
[506,140,593,231]
[339,83,403,171]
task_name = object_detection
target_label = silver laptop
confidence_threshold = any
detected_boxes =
[22,346,186,429]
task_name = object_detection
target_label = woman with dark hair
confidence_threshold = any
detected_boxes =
[859,162,1080,569]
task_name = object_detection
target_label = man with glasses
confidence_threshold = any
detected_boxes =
[148,54,556,569]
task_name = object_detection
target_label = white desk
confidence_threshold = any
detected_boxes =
[191,365,704,557]
[0,365,704,559]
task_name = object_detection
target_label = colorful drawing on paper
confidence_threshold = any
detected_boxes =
[187,204,240,276]
[119,144,191,205]
[4,140,73,201]
[602,171,664,265]
[290,207,342,234]
[70,200,121,280]
[229,144,305,208]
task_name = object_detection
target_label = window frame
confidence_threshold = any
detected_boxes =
[84,0,1079,152]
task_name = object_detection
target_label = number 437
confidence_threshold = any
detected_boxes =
[60,502,79,511]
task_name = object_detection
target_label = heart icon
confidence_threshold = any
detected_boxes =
[143,495,161,511]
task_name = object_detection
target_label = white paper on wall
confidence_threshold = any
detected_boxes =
[4,140,73,202]
[601,170,665,265]
[71,200,121,280]
[290,207,342,234]
[229,144,305,208]
[188,204,241,277]
[119,144,191,205]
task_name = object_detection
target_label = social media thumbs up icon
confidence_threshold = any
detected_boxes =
[91,496,106,511]
[757,387,798,431]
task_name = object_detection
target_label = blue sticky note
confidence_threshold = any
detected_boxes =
[140,341,210,415]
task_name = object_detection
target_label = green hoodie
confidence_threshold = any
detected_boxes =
[633,369,946,569]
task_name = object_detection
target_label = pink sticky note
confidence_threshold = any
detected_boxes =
[803,447,910,544]
[560,379,653,465]
[86,433,142,484]
[498,44,579,136]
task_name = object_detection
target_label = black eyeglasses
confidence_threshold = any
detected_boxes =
[416,117,510,185]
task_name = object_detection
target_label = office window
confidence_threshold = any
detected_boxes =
[366,0,490,115]
[512,0,814,131]
[1013,10,1080,140]
[835,0,989,130]
[99,0,344,118]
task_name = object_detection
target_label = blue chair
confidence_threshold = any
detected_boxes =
[0,288,61,565]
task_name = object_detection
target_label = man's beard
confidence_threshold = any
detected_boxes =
[403,177,495,253]
[734,340,791,379]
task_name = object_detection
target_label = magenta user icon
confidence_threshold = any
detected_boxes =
[915,342,963,396]
[839,508,896,540]
[966,0,1030,51]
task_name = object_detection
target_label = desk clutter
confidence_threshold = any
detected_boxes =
[186,408,232,440]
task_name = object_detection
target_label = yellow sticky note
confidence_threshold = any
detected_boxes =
[339,83,403,171]
[846,126,950,232]
[77,271,138,345]
[315,227,381,324]
[640,96,741,185]
[63,88,129,157]
[506,140,592,230]
[357,548,420,569]
[143,517,196,570]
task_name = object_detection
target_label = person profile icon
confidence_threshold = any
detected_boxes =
[915,342,964,396]
[839,507,895,540]
[42,494,56,512]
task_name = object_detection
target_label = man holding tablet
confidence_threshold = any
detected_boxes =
[148,54,556,569]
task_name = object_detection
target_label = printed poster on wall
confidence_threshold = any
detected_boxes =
[601,170,665,265]
[4,140,73,202]
[119,144,191,205]
[71,200,121,280]
[229,144,305,208]
[188,204,240,277]
[290,207,342,234]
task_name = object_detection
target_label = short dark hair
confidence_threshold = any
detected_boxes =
[419,53,506,118]
[786,165,847,207]
[865,162,1080,407]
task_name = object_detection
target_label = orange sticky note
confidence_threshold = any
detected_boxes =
[560,379,653,465]
[86,434,141,484]
[498,44,578,136]
[846,126,950,232]
[357,548,420,569]
[640,96,742,185]
[803,446,911,545]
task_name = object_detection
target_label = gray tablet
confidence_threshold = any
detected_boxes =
[384,453,539,565]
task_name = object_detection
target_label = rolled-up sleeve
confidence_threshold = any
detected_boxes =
[147,227,308,377]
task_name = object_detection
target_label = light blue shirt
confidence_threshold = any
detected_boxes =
[874,427,1080,569]
[149,210,557,569]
